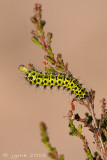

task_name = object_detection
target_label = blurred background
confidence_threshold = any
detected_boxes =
[0,0,107,159]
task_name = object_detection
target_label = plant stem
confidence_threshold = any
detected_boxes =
[89,102,106,160]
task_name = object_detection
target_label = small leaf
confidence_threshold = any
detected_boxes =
[32,37,45,49]
[47,48,54,58]
[85,113,93,124]
[45,67,56,74]
[86,149,94,160]
[52,148,58,155]
[78,125,82,133]
[48,152,55,159]
[69,120,73,128]
[55,66,65,72]
[60,155,64,160]
[69,131,78,136]
[101,132,106,142]
[44,55,55,64]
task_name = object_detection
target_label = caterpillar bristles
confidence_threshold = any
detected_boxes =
[57,86,61,89]
[29,81,32,85]
[36,84,39,87]
[50,85,53,89]
[19,65,89,100]
[43,85,47,89]
[63,86,66,90]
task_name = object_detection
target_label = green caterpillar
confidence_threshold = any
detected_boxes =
[19,65,89,99]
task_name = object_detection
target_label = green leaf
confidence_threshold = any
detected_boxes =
[32,37,45,49]
[69,120,73,128]
[86,149,94,160]
[47,48,54,58]
[44,55,55,64]
[60,155,64,160]
[48,152,55,159]
[96,119,100,127]
[78,125,82,133]
[55,66,65,72]
[101,132,106,142]
[85,113,93,124]
[45,67,56,74]
[52,148,58,155]
[101,119,107,129]
[69,131,78,136]
[44,142,52,151]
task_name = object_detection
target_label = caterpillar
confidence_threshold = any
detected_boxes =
[19,65,89,100]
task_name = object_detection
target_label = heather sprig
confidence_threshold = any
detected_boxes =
[40,122,64,160]
[19,3,107,160]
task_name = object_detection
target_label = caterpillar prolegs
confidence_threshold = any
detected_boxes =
[19,65,89,100]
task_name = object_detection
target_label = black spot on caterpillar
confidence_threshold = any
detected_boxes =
[19,65,89,99]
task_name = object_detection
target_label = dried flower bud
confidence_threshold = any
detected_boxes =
[35,3,42,10]
[40,122,47,131]
[57,53,62,58]
[75,114,80,121]
[68,110,73,117]
[47,32,53,39]
[70,101,75,110]
[41,20,46,28]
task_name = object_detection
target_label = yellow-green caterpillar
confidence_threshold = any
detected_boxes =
[19,65,88,99]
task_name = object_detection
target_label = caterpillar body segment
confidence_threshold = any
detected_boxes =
[19,65,89,99]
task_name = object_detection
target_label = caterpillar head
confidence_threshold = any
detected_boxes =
[19,65,28,73]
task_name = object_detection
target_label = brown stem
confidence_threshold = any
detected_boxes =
[72,95,106,159]
[88,101,106,160]
[51,152,60,160]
